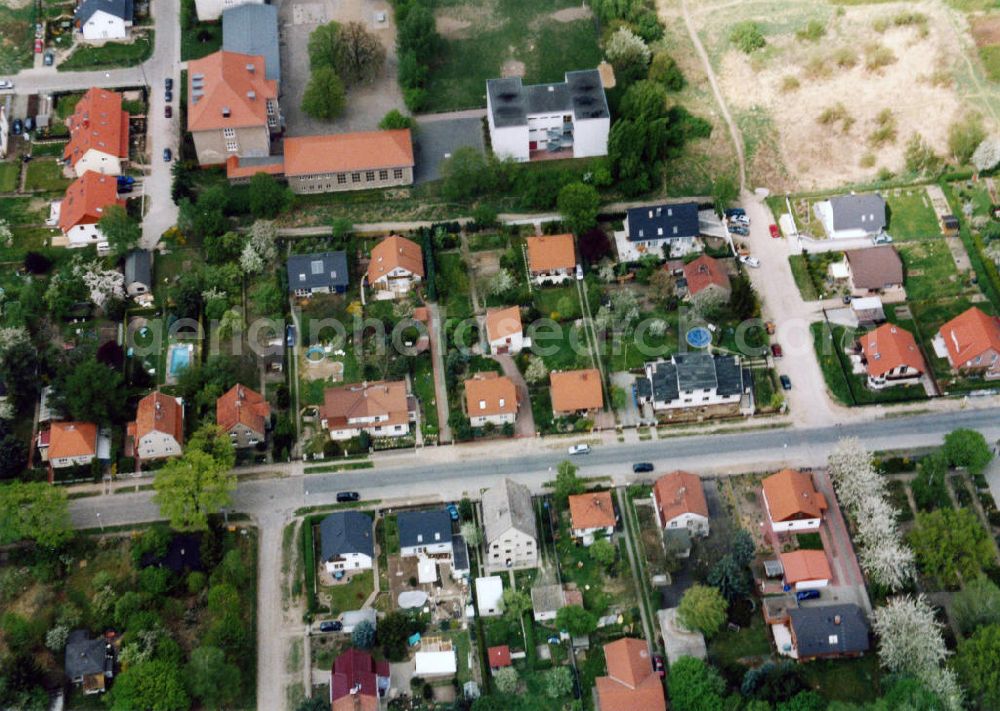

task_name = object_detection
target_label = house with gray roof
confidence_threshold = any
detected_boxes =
[786,604,870,661]
[65,630,115,694]
[398,510,454,558]
[815,193,887,240]
[486,69,610,162]
[531,583,565,621]
[637,353,751,414]
[124,249,152,303]
[222,4,281,85]
[287,251,349,297]
[319,511,374,574]
[482,478,538,572]
[75,0,133,41]
[622,202,703,259]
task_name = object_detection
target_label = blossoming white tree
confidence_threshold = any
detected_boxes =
[79,262,124,308]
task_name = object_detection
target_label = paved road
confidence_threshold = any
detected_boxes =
[12,0,180,248]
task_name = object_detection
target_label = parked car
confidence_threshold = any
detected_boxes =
[872,232,893,245]
[164,105,172,118]
[162,147,172,162]
[842,295,852,304]
[728,225,749,236]
[769,224,780,239]
[796,589,821,601]
[164,77,173,91]
[575,264,583,281]
[318,620,342,632]
[11,118,21,135]
[740,256,761,268]
[34,39,43,53]
[0,80,13,90]
[285,323,296,347]
[35,23,43,39]
[43,51,53,66]
[771,344,783,359]
[446,503,459,521]
[632,462,654,473]
[118,185,133,194]
[164,90,173,102]
[724,208,745,218]
[568,444,591,455]
[780,375,792,391]
[117,175,135,186]
[652,654,666,678]
[730,214,750,225]
[22,117,34,132]
[335,491,360,503]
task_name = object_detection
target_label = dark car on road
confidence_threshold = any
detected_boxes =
[165,77,173,91]
[318,620,342,632]
[652,654,666,677]
[335,491,360,503]
[11,119,21,135]
[164,90,173,103]
[162,148,172,162]
[164,105,172,118]
[780,375,792,391]
[632,462,654,473]
[796,589,821,601]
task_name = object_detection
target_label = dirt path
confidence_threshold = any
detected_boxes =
[427,302,453,444]
[256,512,287,711]
[677,0,746,190]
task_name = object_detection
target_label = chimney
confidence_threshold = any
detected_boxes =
[247,90,256,101]
[834,615,842,625]
[246,62,255,73]
[221,106,231,118]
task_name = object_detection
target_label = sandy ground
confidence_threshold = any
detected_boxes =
[682,0,996,191]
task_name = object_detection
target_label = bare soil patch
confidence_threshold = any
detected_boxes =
[972,15,1000,47]
[501,58,525,77]
[550,6,592,23]
[436,15,472,39]
[434,1,502,38]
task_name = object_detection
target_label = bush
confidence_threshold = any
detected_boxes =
[649,51,685,91]
[868,108,897,147]
[730,22,765,54]
[796,19,825,42]
[379,109,415,131]
[864,43,896,71]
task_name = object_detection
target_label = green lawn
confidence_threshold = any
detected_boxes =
[55,92,84,120]
[811,322,928,406]
[0,161,19,192]
[788,255,819,301]
[412,352,439,438]
[979,44,1000,83]
[467,232,507,252]
[30,141,68,158]
[423,0,602,112]
[182,22,222,61]
[436,251,473,320]
[707,615,771,667]
[897,239,968,301]
[801,655,880,704]
[600,310,679,372]
[533,284,581,321]
[7,226,52,262]
[0,3,35,74]
[320,570,374,615]
[0,196,46,224]
[884,189,940,241]
[534,320,592,372]
[23,160,71,193]
[59,32,154,70]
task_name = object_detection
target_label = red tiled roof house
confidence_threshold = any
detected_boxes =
[464,372,518,428]
[526,234,576,285]
[216,384,270,449]
[682,255,731,300]
[780,549,833,591]
[53,172,124,248]
[319,380,416,441]
[858,323,926,389]
[761,469,827,533]
[652,470,709,536]
[933,306,1000,379]
[595,638,666,711]
[127,391,184,461]
[40,421,98,470]
[367,234,424,297]
[550,369,603,418]
[283,129,414,194]
[485,306,523,354]
[63,88,130,177]
[568,491,615,546]
[330,648,389,711]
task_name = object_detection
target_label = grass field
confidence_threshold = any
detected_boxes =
[0,161,19,193]
[23,160,71,193]
[897,240,968,301]
[0,4,34,74]
[424,0,602,112]
[30,141,68,158]
[788,255,820,301]
[59,32,154,70]
[884,189,940,241]
[182,22,222,61]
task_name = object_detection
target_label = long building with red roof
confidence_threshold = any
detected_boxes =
[54,172,123,247]
[63,87,130,177]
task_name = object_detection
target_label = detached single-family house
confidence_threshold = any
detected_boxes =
[216,384,270,448]
[124,249,153,303]
[784,604,870,662]
[652,471,709,536]
[486,69,610,162]
[63,88,130,177]
[780,549,832,590]
[53,172,124,248]
[127,391,184,461]
[367,234,424,297]
[319,380,416,441]
[482,478,538,572]
[485,306,523,354]
[526,234,576,285]
[933,306,1000,379]
[75,0,133,42]
[222,3,280,85]
[65,630,116,694]
[761,469,827,533]
[398,510,454,558]
[465,372,518,428]
[330,648,389,711]
[187,51,280,166]
[531,583,566,622]
[595,638,666,711]
[843,247,905,300]
[682,254,730,300]
[286,251,349,297]
[815,193,887,240]
[858,323,926,389]
[568,491,615,546]
[550,368,603,418]
[319,511,374,575]
[622,202,702,260]
[44,421,98,469]
[635,353,749,413]
[476,576,504,617]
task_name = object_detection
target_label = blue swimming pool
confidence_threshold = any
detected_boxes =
[169,345,191,376]
[686,326,712,349]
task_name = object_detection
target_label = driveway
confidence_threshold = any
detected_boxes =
[279,0,403,136]
[490,353,536,437]
[811,469,871,613]
[611,372,642,427]
[427,303,453,444]
[412,113,486,184]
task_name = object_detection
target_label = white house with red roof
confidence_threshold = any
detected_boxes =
[933,306,1000,379]
[858,323,926,389]
[127,391,184,461]
[63,88,130,177]
[367,235,424,298]
[652,471,709,536]
[50,172,123,248]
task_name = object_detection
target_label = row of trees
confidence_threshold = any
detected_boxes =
[303,21,386,120]
[395,0,440,111]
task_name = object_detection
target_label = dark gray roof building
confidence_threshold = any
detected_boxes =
[788,604,870,659]
[76,0,133,23]
[65,630,114,683]
[487,70,609,129]
[124,249,151,288]
[319,511,374,561]
[222,4,281,84]
[639,354,746,406]
[286,252,349,294]
[625,203,701,243]
[829,194,886,234]
[397,510,452,549]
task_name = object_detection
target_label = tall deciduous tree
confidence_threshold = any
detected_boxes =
[677,584,728,637]
[557,182,601,235]
[555,605,597,636]
[106,659,189,711]
[500,589,531,620]
[942,428,993,475]
[98,204,141,256]
[185,645,241,708]
[952,576,1000,636]
[589,538,616,569]
[333,22,387,85]
[301,67,347,120]
[50,358,128,424]
[553,460,585,505]
[153,450,236,531]
[307,21,342,69]
[543,666,573,698]
[908,508,994,586]
[667,657,725,711]
[0,482,72,547]
[954,623,1000,708]
[248,173,292,219]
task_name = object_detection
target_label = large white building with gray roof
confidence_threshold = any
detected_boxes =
[319,511,374,574]
[814,193,887,240]
[636,353,751,413]
[486,69,610,162]
[482,478,538,572]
